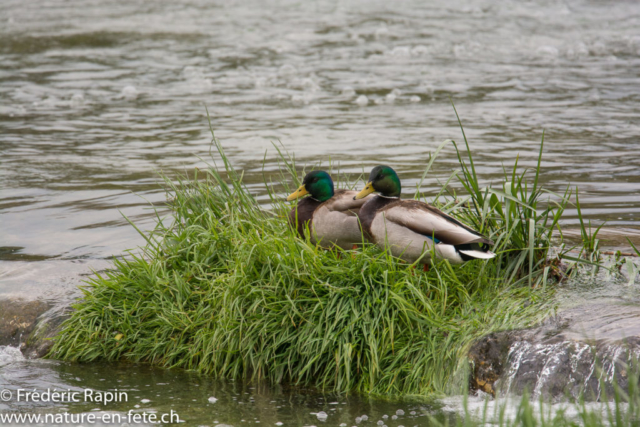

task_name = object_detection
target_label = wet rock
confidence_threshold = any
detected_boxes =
[0,299,49,347]
[21,306,68,359]
[498,336,639,401]
[468,332,516,396]
[0,298,67,358]
[469,304,640,401]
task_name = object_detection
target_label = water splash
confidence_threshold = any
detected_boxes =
[0,346,24,367]
[498,338,639,401]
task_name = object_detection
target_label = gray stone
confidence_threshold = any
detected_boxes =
[0,299,50,347]
[0,298,68,358]
[469,303,640,401]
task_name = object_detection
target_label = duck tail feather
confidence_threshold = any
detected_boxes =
[458,249,496,260]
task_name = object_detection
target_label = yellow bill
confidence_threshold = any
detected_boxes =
[354,182,375,200]
[286,185,309,201]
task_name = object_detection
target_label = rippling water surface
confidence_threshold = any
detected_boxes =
[0,348,446,426]
[2,0,640,421]
[3,0,640,267]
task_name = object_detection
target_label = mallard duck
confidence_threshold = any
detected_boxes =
[354,165,495,265]
[287,170,372,250]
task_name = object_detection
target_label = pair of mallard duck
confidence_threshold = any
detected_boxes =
[287,166,495,266]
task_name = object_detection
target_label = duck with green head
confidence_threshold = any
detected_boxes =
[287,170,372,249]
[354,165,495,265]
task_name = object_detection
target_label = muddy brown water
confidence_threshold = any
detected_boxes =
[2,0,640,422]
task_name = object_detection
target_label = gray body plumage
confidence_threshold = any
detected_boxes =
[289,190,371,250]
[359,197,495,265]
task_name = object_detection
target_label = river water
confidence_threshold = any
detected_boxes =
[1,0,640,423]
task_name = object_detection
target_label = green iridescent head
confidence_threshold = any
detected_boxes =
[286,170,335,202]
[355,165,401,199]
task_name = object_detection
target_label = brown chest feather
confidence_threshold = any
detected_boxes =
[359,196,398,237]
[288,197,321,238]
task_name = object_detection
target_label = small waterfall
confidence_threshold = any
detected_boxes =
[502,340,531,395]
[495,339,639,401]
[470,299,640,401]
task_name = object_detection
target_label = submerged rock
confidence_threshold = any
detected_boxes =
[469,303,640,401]
[0,299,49,347]
[0,298,67,358]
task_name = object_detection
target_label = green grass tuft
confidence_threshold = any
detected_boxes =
[49,120,589,396]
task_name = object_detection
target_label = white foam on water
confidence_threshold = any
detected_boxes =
[70,92,85,107]
[441,394,629,424]
[278,64,297,77]
[0,346,24,367]
[374,26,389,40]
[536,45,560,60]
[389,46,410,57]
[121,85,138,100]
[341,86,355,97]
[355,95,368,106]
[411,45,429,55]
